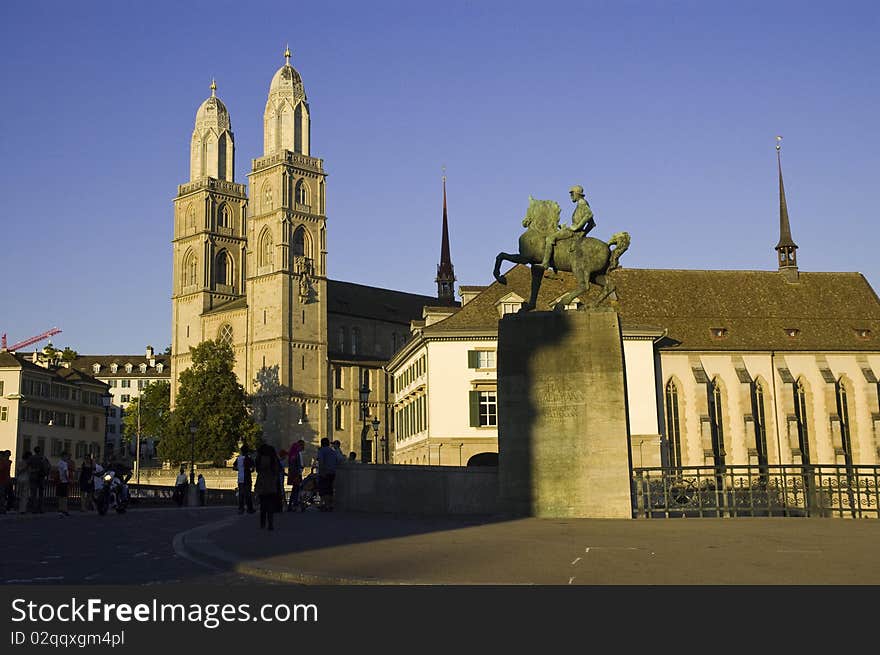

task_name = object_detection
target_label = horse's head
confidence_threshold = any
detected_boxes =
[523,197,560,235]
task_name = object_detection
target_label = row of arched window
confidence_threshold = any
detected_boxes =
[664,376,855,469]
[183,203,234,231]
[257,177,318,214]
[180,224,316,290]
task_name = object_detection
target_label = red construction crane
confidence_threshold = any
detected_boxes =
[1,327,62,351]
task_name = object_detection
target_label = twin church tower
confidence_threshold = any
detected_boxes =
[170,50,454,454]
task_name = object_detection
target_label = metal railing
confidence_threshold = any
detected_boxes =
[5,480,237,511]
[632,464,880,519]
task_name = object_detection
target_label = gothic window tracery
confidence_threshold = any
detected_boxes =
[259,229,274,268]
[218,204,230,228]
[295,179,308,205]
[218,324,233,346]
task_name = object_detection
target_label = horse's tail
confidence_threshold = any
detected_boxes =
[606,231,630,272]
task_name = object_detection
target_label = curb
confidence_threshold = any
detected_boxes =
[173,514,413,585]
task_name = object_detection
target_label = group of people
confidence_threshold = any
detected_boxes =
[233,437,354,530]
[0,447,129,516]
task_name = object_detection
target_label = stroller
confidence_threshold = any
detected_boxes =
[295,467,321,511]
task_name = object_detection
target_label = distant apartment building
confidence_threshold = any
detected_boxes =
[70,346,171,458]
[0,349,109,474]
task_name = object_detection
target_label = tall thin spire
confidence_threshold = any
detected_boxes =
[774,136,798,278]
[210,78,216,97]
[284,45,291,65]
[436,168,456,304]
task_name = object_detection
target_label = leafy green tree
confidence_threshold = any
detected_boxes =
[159,340,261,465]
[122,380,170,447]
[60,347,78,362]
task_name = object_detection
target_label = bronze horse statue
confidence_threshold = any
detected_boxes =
[493,197,630,311]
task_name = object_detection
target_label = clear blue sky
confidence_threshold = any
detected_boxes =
[2,1,878,355]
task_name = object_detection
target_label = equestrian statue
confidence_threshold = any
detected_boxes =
[493,185,630,312]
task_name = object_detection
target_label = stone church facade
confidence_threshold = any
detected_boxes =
[170,51,448,458]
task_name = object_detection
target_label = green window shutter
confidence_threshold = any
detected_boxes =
[469,390,481,427]
[467,350,479,368]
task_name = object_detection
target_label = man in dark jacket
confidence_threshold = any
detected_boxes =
[27,446,50,513]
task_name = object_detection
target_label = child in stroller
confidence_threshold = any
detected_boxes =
[296,467,321,511]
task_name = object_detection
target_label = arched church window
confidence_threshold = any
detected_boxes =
[835,379,853,469]
[292,226,306,257]
[185,205,196,230]
[351,328,361,355]
[215,250,231,286]
[263,183,273,211]
[338,327,347,353]
[707,378,726,466]
[295,179,308,205]
[259,229,273,268]
[751,381,769,469]
[794,379,811,464]
[218,205,230,228]
[218,324,233,346]
[183,251,197,287]
[664,379,682,469]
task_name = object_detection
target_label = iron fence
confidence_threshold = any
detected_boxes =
[5,479,237,511]
[632,464,880,519]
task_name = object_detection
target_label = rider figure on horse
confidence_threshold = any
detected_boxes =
[539,185,595,272]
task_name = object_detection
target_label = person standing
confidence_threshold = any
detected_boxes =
[174,465,188,507]
[16,451,31,514]
[27,446,50,513]
[254,443,280,530]
[233,445,255,514]
[56,452,72,516]
[286,439,305,510]
[316,437,345,512]
[197,473,206,506]
[0,450,11,514]
[79,455,95,512]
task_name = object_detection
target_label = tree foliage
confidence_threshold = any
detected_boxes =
[122,380,170,444]
[158,340,261,465]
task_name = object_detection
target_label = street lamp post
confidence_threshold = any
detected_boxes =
[189,421,197,485]
[187,421,198,507]
[371,416,381,464]
[359,381,371,463]
[134,396,141,488]
[101,391,113,463]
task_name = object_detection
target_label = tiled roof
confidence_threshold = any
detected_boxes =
[327,280,450,325]
[203,296,248,316]
[426,265,880,351]
[69,354,171,379]
[0,351,109,388]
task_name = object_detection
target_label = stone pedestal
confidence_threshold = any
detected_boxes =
[497,310,632,518]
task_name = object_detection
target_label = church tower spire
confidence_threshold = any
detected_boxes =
[774,136,799,281]
[435,171,456,304]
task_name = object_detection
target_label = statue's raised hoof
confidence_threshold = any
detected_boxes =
[518,302,535,313]
[495,274,507,285]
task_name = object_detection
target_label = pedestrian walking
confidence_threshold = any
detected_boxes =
[56,451,72,516]
[254,443,281,530]
[27,446,50,513]
[197,473,206,506]
[79,455,95,512]
[233,445,255,514]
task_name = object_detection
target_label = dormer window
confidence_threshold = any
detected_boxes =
[710,327,728,339]
[784,328,800,338]
[855,328,872,340]
[496,292,525,317]
[139,363,147,374]
[92,363,101,374]
[156,363,164,373]
[124,363,133,374]
[110,363,118,374]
